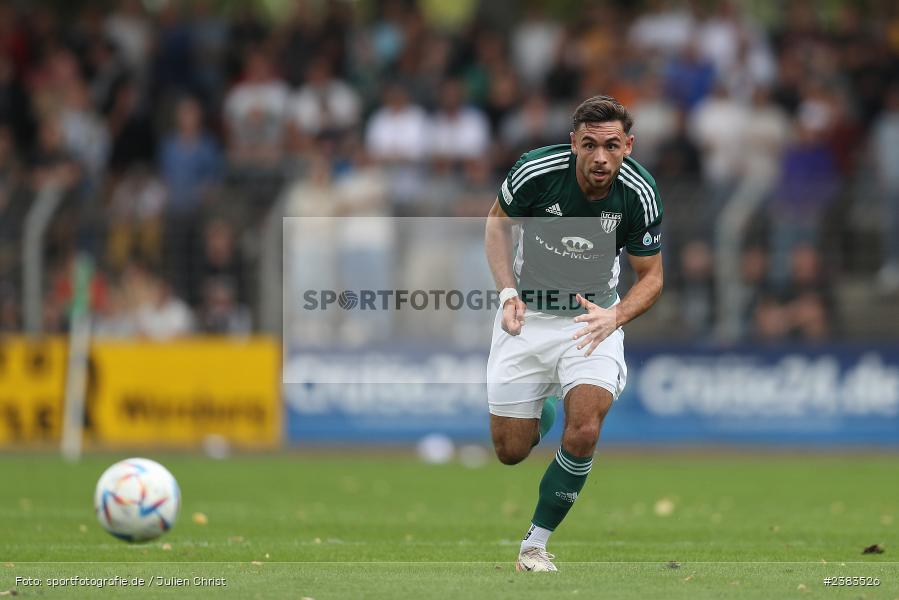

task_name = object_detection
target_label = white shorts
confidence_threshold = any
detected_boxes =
[486,308,627,419]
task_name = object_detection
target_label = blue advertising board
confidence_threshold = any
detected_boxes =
[284,345,899,446]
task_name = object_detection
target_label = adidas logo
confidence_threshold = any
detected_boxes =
[545,203,563,216]
[554,491,578,503]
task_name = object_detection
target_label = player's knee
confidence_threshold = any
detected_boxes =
[563,422,600,453]
[494,441,530,465]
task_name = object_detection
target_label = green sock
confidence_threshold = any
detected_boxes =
[539,396,558,438]
[530,396,558,449]
[531,447,593,531]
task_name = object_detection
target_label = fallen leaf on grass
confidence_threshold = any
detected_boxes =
[192,512,208,525]
[161,543,172,551]
[666,561,681,569]
[683,575,693,582]
[251,561,263,566]
[797,583,807,592]
[0,590,19,596]
[654,498,675,517]
[862,544,885,554]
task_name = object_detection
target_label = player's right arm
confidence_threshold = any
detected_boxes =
[485,198,527,335]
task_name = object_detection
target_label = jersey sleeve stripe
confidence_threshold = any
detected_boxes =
[512,163,569,194]
[617,175,652,227]
[501,179,513,204]
[509,151,571,187]
[620,163,659,221]
[619,164,657,221]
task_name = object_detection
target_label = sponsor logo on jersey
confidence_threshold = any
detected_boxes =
[534,234,601,261]
[561,236,594,253]
[642,231,653,246]
[600,211,622,233]
[545,203,563,216]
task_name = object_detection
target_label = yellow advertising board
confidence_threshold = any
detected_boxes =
[0,337,280,448]
[90,338,280,448]
[0,337,67,444]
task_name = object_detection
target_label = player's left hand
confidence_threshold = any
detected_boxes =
[571,293,618,356]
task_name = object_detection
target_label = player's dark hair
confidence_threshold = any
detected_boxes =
[571,95,633,134]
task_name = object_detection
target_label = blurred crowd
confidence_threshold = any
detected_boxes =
[1,0,898,343]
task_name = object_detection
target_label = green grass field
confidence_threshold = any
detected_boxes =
[1,451,898,599]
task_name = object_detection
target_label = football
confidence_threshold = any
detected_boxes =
[94,458,181,542]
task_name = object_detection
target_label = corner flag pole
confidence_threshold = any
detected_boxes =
[61,253,94,462]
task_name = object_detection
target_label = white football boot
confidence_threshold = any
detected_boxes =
[516,547,558,572]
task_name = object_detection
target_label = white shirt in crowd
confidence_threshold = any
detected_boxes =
[288,80,362,135]
[365,103,428,162]
[430,107,489,160]
[224,80,290,147]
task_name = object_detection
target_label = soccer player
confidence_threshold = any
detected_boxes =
[484,95,664,571]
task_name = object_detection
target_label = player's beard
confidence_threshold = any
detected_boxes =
[580,163,615,198]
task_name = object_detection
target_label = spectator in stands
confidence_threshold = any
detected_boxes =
[499,91,568,163]
[768,95,839,286]
[286,57,361,154]
[630,74,679,170]
[159,96,222,217]
[430,77,489,166]
[122,260,193,339]
[510,5,562,89]
[689,82,748,224]
[106,164,166,270]
[223,49,289,168]
[783,243,834,341]
[85,37,127,114]
[93,277,134,337]
[46,252,109,333]
[543,33,581,102]
[741,87,790,186]
[483,70,520,135]
[872,84,899,294]
[190,0,228,105]
[677,239,715,337]
[30,115,80,191]
[103,0,152,74]
[0,125,25,286]
[198,276,251,335]
[653,110,702,181]
[365,82,427,164]
[190,217,246,308]
[628,0,695,56]
[59,80,108,185]
[107,78,157,174]
[153,3,196,95]
[663,40,716,111]
[740,244,770,339]
[0,53,33,151]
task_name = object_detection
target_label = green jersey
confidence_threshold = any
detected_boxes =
[498,144,663,314]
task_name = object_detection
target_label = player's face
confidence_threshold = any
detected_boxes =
[570,121,633,197]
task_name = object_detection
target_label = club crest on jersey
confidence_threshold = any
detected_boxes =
[600,211,622,234]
